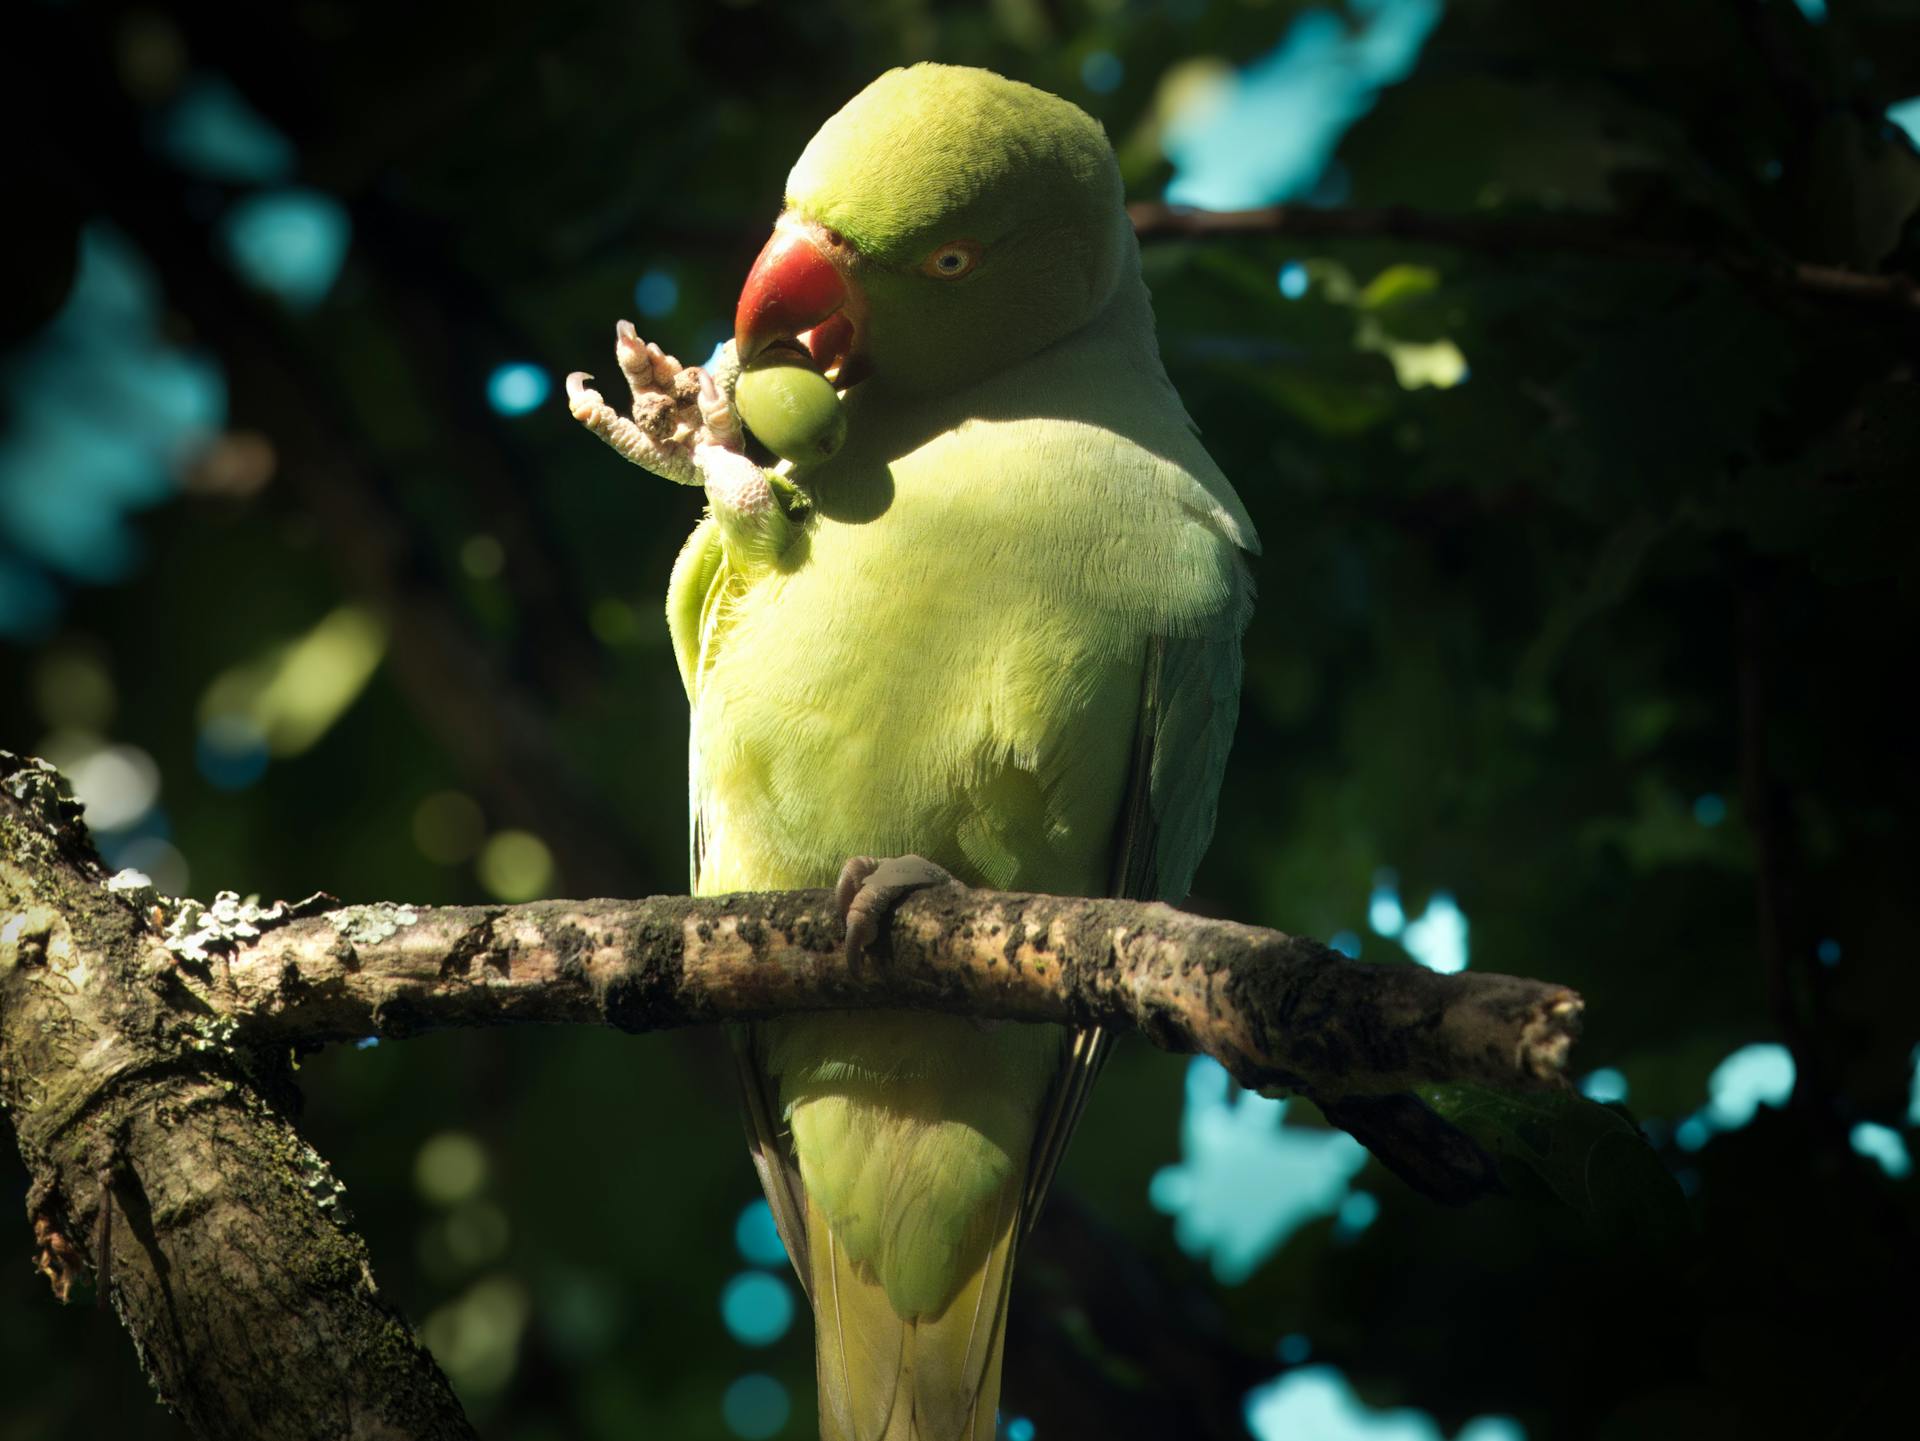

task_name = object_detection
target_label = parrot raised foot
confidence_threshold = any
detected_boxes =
[565,321,741,486]
[835,854,956,960]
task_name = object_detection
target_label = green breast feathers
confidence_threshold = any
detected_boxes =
[671,326,1253,900]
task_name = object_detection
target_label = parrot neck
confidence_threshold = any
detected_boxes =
[853,248,1172,422]
[996,253,1191,425]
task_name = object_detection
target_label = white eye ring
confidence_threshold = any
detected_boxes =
[921,241,982,279]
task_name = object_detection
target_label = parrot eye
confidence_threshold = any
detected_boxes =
[921,240,982,280]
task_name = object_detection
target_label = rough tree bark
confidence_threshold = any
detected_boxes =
[1,750,1583,1439]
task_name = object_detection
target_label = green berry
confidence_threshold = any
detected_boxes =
[735,349,847,464]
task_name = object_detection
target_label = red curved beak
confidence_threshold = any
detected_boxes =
[734,223,863,382]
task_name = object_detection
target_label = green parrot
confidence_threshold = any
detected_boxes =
[567,63,1254,1441]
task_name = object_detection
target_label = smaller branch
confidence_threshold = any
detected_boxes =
[1127,201,1920,315]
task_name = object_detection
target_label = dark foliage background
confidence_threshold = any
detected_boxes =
[3,1,1918,1439]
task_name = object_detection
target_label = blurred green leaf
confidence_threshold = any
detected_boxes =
[1420,1083,1691,1241]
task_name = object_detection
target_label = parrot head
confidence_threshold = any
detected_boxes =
[734,64,1132,396]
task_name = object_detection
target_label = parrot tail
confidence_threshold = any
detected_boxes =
[807,1182,1020,1441]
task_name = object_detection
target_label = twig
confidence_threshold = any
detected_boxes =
[1127,201,1920,315]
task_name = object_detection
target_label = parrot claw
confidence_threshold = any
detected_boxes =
[835,854,957,961]
[695,367,745,451]
[565,370,600,413]
[566,322,743,486]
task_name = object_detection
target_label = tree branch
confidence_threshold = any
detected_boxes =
[1127,201,1920,315]
[3,748,1582,1437]
[2,757,474,1441]
[172,867,1579,1108]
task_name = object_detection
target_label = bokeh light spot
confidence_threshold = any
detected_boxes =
[1705,1043,1794,1130]
[1081,51,1124,94]
[1816,938,1841,967]
[723,1373,791,1440]
[414,790,486,865]
[197,714,270,791]
[477,830,554,902]
[1692,792,1727,827]
[444,1200,513,1268]
[1005,1418,1036,1441]
[1367,871,1404,937]
[0,225,225,637]
[1327,929,1361,959]
[590,597,644,648]
[185,429,276,497]
[1458,1420,1528,1441]
[635,269,680,317]
[1401,891,1468,974]
[33,648,117,730]
[116,12,188,100]
[1891,97,1920,145]
[1379,338,1469,390]
[735,1199,790,1268]
[721,1271,795,1347]
[1151,1058,1368,1282]
[1849,1122,1911,1179]
[157,73,295,183]
[1278,262,1310,299]
[0,563,58,640]
[64,742,161,833]
[1163,1,1441,209]
[421,1276,529,1398]
[198,604,387,760]
[416,1131,488,1206]
[219,189,350,309]
[460,533,505,579]
[539,1267,625,1363]
[1333,1189,1379,1241]
[1246,1363,1521,1441]
[1278,1332,1312,1365]
[486,362,551,417]
[1580,1068,1629,1104]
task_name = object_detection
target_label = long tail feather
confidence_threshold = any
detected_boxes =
[810,1184,1022,1441]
